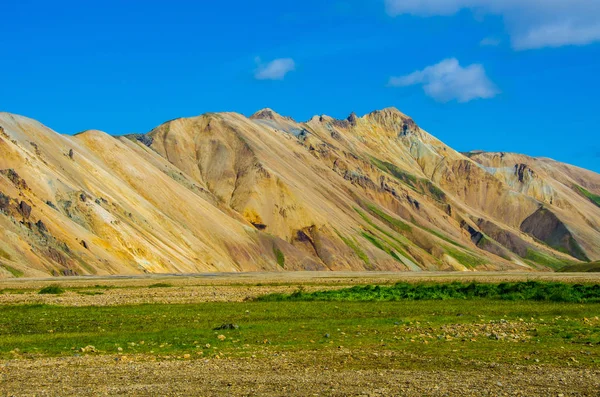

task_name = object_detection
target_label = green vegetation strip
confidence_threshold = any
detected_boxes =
[371,157,417,188]
[444,247,487,269]
[365,204,412,232]
[559,262,600,273]
[257,281,600,303]
[371,157,446,202]
[424,228,465,248]
[525,249,568,270]
[335,230,371,267]
[354,208,412,255]
[273,247,285,268]
[576,185,600,208]
[148,283,173,288]
[1,300,599,368]
[1,264,23,278]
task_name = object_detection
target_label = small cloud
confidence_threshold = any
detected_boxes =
[385,0,462,17]
[254,57,296,80]
[384,0,600,50]
[388,58,499,103]
[512,22,600,50]
[480,37,501,46]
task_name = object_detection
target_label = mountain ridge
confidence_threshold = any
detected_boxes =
[1,107,598,277]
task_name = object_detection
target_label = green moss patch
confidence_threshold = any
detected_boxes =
[575,185,600,208]
[445,247,487,269]
[273,247,285,268]
[365,204,412,233]
[559,261,600,273]
[1,264,23,278]
[335,231,371,267]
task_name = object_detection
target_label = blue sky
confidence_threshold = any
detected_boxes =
[1,0,599,172]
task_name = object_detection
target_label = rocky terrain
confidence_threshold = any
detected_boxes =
[1,108,599,277]
[2,354,598,396]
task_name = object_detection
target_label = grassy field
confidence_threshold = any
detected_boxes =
[1,274,599,395]
[1,289,599,369]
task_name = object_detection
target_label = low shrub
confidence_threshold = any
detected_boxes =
[148,283,173,288]
[257,281,600,303]
[38,285,65,295]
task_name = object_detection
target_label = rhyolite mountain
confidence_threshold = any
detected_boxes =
[1,108,599,277]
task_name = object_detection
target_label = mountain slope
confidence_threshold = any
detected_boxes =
[1,108,598,278]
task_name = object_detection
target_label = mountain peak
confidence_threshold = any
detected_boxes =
[250,108,294,122]
[364,107,419,136]
[365,107,405,118]
[74,129,109,138]
[347,112,358,126]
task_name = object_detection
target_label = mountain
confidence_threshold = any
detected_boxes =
[1,108,599,278]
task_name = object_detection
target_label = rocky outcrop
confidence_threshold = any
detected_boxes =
[250,108,294,122]
[520,208,589,261]
[461,220,484,245]
[18,201,31,219]
[347,112,358,126]
[0,192,9,212]
[0,169,28,190]
[476,219,531,258]
[515,163,535,184]
[133,134,154,147]
[366,108,420,137]
[35,220,48,233]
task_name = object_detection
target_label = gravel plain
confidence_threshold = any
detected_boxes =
[1,353,599,396]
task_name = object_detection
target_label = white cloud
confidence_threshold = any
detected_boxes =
[254,58,296,80]
[385,0,466,17]
[388,58,499,102]
[480,37,501,46]
[513,22,600,50]
[384,0,600,50]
